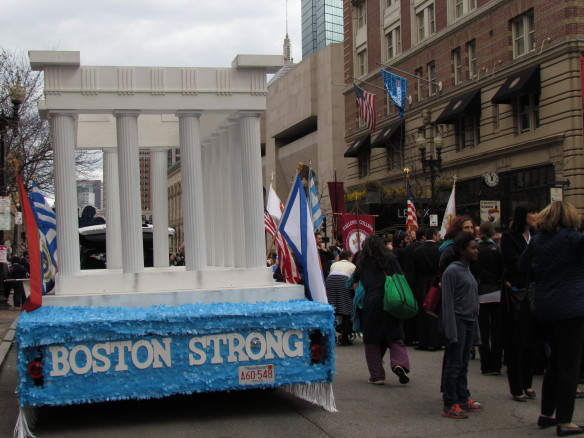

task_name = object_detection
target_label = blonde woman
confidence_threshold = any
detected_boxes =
[521,201,584,436]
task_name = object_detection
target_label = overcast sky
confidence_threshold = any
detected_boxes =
[1,0,303,67]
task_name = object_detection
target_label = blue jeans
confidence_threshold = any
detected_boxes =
[442,318,474,407]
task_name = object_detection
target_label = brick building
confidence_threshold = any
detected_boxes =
[343,0,584,230]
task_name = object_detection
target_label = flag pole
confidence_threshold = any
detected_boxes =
[404,167,411,231]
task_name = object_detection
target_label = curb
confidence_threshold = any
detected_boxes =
[0,319,17,369]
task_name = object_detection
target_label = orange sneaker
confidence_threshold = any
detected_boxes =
[442,403,469,419]
[461,399,483,412]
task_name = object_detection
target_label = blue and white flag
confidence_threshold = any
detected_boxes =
[29,181,57,294]
[279,174,327,303]
[381,69,408,117]
[308,169,323,232]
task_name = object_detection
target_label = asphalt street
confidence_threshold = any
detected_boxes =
[0,330,576,438]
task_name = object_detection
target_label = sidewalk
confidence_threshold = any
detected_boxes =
[0,306,19,369]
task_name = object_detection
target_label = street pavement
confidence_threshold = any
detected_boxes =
[0,320,580,437]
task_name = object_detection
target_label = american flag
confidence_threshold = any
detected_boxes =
[264,210,301,284]
[406,183,419,233]
[354,84,376,131]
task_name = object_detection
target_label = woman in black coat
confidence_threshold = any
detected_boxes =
[354,235,410,385]
[500,204,538,401]
[521,201,584,435]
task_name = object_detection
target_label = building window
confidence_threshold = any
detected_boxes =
[386,139,403,170]
[427,61,437,97]
[386,0,397,8]
[357,49,368,77]
[452,47,462,85]
[385,26,401,60]
[512,10,535,58]
[455,113,480,151]
[356,3,366,29]
[415,67,424,102]
[515,92,540,133]
[358,148,371,178]
[466,40,476,80]
[453,0,476,20]
[415,3,435,43]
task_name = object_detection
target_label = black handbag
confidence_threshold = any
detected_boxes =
[508,284,535,313]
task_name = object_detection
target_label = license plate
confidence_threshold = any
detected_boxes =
[238,364,275,385]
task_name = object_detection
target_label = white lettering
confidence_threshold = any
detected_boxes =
[208,335,227,364]
[49,346,70,377]
[245,332,267,361]
[92,343,111,373]
[283,330,303,358]
[151,338,172,368]
[111,341,132,371]
[265,330,284,359]
[69,345,92,375]
[131,340,154,370]
[226,333,248,363]
[188,336,207,366]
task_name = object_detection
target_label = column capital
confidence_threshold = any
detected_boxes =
[48,110,78,119]
[237,110,263,119]
[176,110,203,118]
[113,110,141,118]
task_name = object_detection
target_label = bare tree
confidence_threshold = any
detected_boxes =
[0,48,100,197]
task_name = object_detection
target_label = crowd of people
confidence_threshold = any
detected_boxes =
[0,254,30,310]
[276,200,584,435]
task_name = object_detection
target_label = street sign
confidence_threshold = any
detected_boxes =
[429,214,438,227]
[550,187,563,202]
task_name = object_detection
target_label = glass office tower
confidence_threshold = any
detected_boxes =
[301,0,344,59]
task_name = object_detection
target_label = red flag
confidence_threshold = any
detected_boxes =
[340,214,375,254]
[264,211,301,284]
[354,84,376,131]
[16,173,42,311]
[327,181,345,237]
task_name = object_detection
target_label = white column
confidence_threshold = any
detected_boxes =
[210,133,224,267]
[50,112,80,276]
[228,116,246,268]
[114,111,144,273]
[177,111,207,271]
[102,147,122,270]
[218,126,234,267]
[201,142,214,265]
[239,112,265,268]
[151,148,169,268]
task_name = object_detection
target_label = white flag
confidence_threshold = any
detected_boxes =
[279,174,328,303]
[440,182,456,239]
[266,184,283,221]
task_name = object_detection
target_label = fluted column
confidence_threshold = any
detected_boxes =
[102,147,122,269]
[218,126,234,267]
[50,112,80,276]
[239,112,265,268]
[114,111,144,273]
[151,148,169,268]
[201,142,214,265]
[210,133,224,266]
[177,111,207,271]
[228,116,246,267]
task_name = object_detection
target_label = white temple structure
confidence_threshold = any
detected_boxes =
[29,51,302,306]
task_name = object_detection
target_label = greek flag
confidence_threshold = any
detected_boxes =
[381,69,408,117]
[309,169,323,231]
[29,181,57,294]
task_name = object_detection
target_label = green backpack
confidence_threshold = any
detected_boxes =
[383,273,418,320]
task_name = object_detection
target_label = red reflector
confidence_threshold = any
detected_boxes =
[310,343,324,363]
[28,360,43,380]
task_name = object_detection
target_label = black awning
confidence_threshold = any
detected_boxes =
[370,120,404,148]
[436,89,482,124]
[344,135,370,158]
[491,65,540,104]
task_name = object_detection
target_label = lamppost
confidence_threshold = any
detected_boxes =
[418,131,443,212]
[0,82,25,245]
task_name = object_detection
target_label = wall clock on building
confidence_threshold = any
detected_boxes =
[483,171,499,187]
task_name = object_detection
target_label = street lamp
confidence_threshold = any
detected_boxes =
[418,132,442,211]
[0,82,25,244]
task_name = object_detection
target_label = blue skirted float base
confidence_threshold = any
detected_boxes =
[16,299,335,407]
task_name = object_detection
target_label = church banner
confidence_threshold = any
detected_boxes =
[340,214,375,254]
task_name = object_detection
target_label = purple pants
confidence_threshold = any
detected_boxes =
[365,340,410,381]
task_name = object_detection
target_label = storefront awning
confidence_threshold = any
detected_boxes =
[370,120,404,148]
[491,65,540,104]
[344,134,370,158]
[436,88,482,124]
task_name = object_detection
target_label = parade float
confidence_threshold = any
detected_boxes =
[14,51,335,437]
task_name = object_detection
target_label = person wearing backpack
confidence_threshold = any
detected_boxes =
[353,235,410,386]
